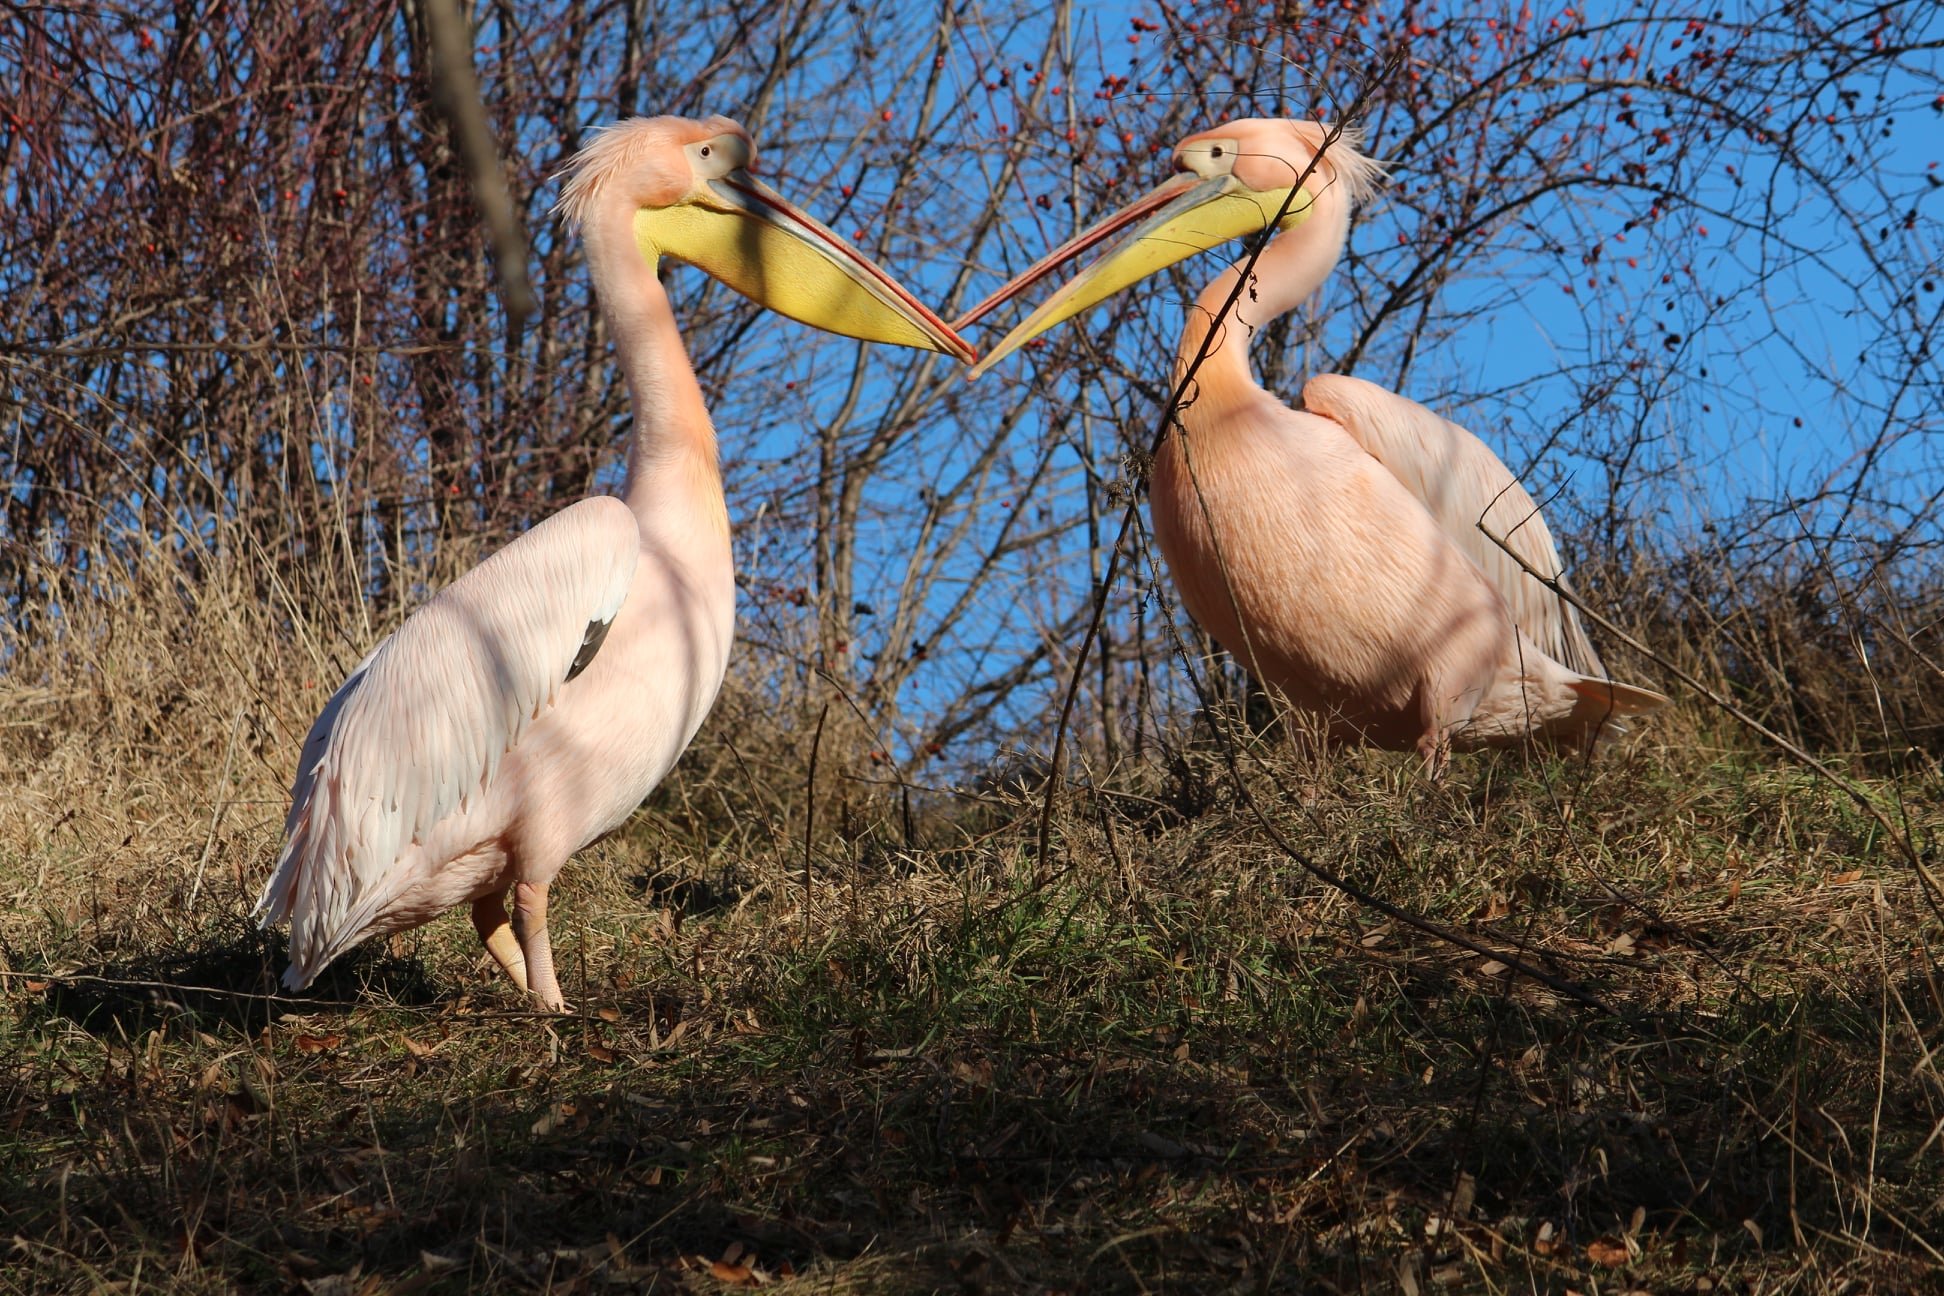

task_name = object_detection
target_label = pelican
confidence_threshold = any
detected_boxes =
[959,118,1664,770]
[255,115,972,1009]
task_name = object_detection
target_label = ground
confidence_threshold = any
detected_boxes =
[3,682,1940,1294]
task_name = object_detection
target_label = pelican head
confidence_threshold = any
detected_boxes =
[557,115,973,363]
[957,118,1384,377]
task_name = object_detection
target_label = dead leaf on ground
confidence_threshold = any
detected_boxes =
[1586,1235,1631,1266]
[1829,869,1862,885]
[707,1259,761,1286]
[586,1043,617,1065]
[292,1033,344,1055]
[531,1102,579,1137]
[301,1269,377,1296]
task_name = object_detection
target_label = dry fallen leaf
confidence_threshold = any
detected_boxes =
[597,1006,621,1023]
[1830,869,1862,885]
[531,1102,578,1137]
[292,1033,344,1055]
[587,1043,617,1065]
[1585,1235,1631,1266]
[708,1259,756,1285]
[300,1269,369,1296]
[24,979,49,993]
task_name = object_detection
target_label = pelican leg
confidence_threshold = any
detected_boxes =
[1412,679,1453,781]
[512,879,568,1012]
[471,891,529,993]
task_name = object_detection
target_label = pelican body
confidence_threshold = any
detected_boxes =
[960,119,1663,768]
[256,116,970,1007]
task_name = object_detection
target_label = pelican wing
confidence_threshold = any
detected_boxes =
[256,495,640,983]
[1301,374,1606,676]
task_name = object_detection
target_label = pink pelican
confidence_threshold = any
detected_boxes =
[958,119,1664,770]
[256,116,972,1009]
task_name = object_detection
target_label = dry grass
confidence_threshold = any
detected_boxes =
[3,527,1942,1295]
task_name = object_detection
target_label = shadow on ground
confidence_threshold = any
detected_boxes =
[28,922,446,1037]
[4,947,1939,1293]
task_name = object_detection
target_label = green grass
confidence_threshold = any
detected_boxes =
[3,717,1941,1293]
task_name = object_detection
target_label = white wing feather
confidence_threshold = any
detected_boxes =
[255,496,640,983]
[1301,374,1606,677]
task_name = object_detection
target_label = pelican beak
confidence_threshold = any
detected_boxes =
[639,170,974,364]
[956,172,1317,379]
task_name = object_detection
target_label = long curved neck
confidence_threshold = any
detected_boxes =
[582,207,725,530]
[1174,198,1351,409]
